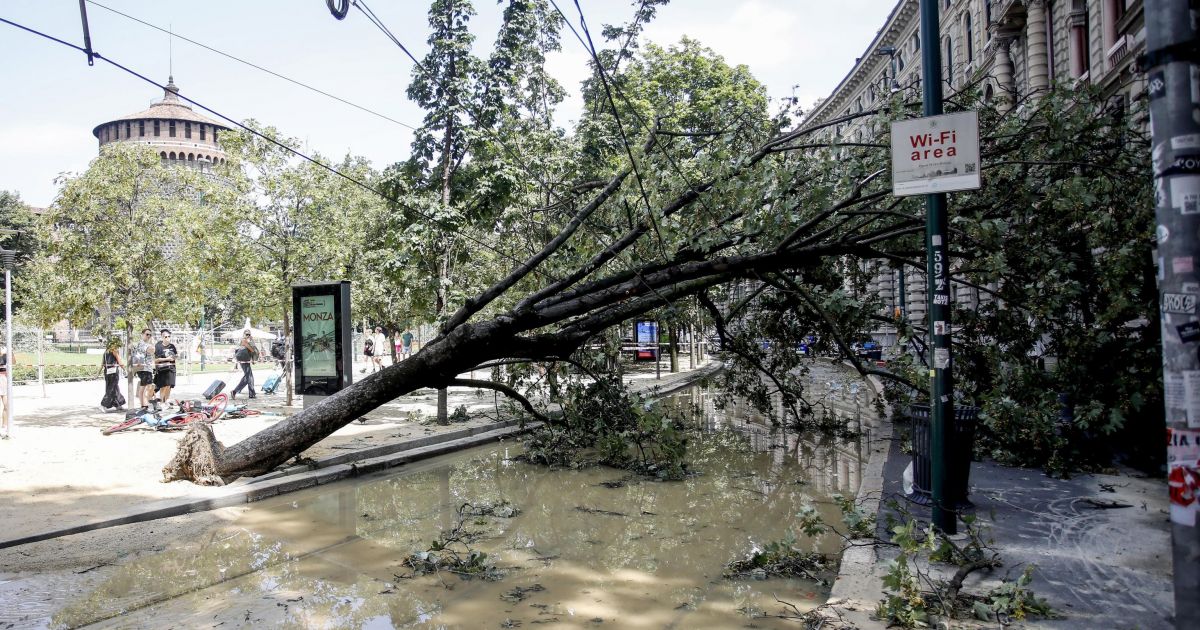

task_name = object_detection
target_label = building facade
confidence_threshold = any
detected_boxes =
[91,77,230,169]
[805,0,1145,346]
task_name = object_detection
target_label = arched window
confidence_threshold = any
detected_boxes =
[964,13,974,64]
[1070,0,1091,78]
[159,151,166,159]
[188,153,195,161]
[984,83,995,102]
[944,36,954,86]
[169,152,176,160]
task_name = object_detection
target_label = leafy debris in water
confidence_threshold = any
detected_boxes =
[724,535,831,583]
[575,506,627,517]
[461,500,521,518]
[500,583,546,603]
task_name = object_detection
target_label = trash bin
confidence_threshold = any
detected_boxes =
[906,402,979,509]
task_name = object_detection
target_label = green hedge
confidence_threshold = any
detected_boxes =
[11,364,100,383]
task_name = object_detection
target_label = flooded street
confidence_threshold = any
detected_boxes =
[31,363,877,629]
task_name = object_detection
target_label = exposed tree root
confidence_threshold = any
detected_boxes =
[161,422,231,486]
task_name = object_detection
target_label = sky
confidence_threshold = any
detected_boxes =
[0,0,898,208]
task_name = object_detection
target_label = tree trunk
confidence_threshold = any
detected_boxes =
[669,326,679,373]
[283,306,293,407]
[164,318,531,484]
[125,320,135,404]
[436,65,455,427]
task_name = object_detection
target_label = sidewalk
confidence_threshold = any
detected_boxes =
[0,354,717,545]
[830,420,1174,629]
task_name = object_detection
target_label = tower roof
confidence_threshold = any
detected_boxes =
[92,77,229,138]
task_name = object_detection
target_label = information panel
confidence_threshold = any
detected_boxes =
[635,320,658,361]
[890,110,981,196]
[292,281,353,405]
[299,295,337,377]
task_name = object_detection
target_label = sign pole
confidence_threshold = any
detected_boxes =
[918,0,955,534]
[1144,0,1200,623]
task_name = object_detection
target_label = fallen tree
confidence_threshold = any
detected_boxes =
[163,37,1153,482]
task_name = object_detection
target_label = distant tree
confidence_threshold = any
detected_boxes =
[0,190,39,311]
[20,144,241,401]
[220,123,384,405]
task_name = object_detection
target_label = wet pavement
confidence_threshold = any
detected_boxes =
[871,432,1174,629]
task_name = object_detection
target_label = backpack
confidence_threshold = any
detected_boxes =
[270,339,285,360]
[363,338,374,353]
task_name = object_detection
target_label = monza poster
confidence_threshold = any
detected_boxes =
[299,295,337,377]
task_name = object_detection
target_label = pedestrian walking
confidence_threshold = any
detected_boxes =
[393,330,403,364]
[372,327,387,371]
[401,327,414,359]
[361,332,374,373]
[153,329,178,409]
[130,328,155,409]
[100,338,126,411]
[270,334,288,373]
[231,330,258,399]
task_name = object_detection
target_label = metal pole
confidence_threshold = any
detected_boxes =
[4,267,12,437]
[37,326,44,398]
[655,321,661,380]
[1145,1,1200,624]
[918,0,955,535]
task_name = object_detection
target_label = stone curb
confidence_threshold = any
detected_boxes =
[826,369,894,628]
[0,423,530,550]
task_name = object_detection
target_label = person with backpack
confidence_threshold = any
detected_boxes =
[231,330,258,399]
[99,338,127,412]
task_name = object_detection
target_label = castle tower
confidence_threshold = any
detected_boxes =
[91,77,230,171]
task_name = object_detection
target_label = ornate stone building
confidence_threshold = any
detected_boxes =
[805,0,1145,346]
[91,77,229,170]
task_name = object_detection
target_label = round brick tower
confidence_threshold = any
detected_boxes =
[92,77,230,171]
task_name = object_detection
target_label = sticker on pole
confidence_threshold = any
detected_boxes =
[891,110,981,196]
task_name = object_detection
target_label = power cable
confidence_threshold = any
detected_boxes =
[0,15,551,281]
[84,0,418,131]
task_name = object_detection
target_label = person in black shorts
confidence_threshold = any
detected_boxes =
[153,329,178,409]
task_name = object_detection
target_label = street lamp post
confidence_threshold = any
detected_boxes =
[1,247,15,438]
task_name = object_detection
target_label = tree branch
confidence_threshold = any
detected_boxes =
[448,378,552,425]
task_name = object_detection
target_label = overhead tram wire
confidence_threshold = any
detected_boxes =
[0,15,550,282]
[84,0,418,131]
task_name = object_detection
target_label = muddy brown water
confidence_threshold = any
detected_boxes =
[46,373,875,629]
